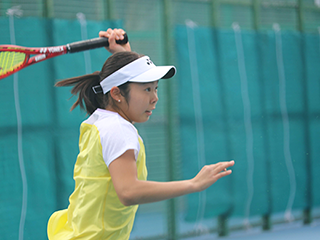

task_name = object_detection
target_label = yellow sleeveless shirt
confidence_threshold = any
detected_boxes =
[48,109,147,240]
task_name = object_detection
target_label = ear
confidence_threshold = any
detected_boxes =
[109,86,122,102]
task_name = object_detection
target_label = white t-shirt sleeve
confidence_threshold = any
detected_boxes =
[98,118,140,167]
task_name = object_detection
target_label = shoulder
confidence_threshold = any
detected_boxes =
[98,109,137,138]
[84,109,136,133]
[83,109,140,149]
[84,109,141,166]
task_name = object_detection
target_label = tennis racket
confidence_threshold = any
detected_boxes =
[0,33,128,80]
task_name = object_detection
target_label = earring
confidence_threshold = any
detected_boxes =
[118,100,121,103]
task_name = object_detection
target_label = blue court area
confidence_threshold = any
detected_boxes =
[131,210,320,240]
[186,220,320,240]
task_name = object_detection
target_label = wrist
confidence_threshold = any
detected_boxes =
[187,179,198,194]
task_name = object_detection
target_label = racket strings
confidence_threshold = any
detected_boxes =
[0,51,26,74]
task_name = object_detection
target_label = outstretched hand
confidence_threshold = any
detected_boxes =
[191,160,235,192]
[99,28,131,53]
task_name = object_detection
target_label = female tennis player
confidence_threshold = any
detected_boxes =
[47,28,234,240]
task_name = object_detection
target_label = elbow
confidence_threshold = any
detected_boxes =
[119,197,135,207]
[118,189,137,206]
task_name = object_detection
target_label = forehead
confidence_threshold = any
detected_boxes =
[143,80,159,85]
[131,80,159,87]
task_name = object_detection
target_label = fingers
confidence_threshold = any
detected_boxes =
[192,160,234,192]
[200,160,234,177]
[99,28,130,53]
[99,28,126,40]
[214,160,234,174]
[215,168,232,180]
[210,161,234,179]
[99,28,113,38]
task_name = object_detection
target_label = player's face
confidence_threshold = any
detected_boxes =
[122,81,159,123]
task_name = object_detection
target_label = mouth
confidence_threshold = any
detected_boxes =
[145,108,155,116]
[145,110,153,116]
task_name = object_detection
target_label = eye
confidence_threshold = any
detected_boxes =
[145,87,151,92]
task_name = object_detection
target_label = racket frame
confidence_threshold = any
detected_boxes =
[0,33,128,80]
[0,45,68,79]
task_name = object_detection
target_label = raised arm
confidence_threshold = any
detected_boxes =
[108,149,234,206]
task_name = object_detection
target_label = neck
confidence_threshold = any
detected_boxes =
[105,105,132,123]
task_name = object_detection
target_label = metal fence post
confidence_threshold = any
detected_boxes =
[218,215,228,237]
[43,0,54,18]
[297,0,304,32]
[252,0,260,30]
[211,0,220,28]
[162,0,177,239]
[105,0,114,20]
[297,0,313,225]
[211,1,234,237]
[252,0,274,231]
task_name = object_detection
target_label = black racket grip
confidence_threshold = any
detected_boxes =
[67,33,128,53]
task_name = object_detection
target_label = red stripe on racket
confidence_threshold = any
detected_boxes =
[0,33,128,80]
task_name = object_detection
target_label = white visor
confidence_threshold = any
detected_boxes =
[93,56,176,94]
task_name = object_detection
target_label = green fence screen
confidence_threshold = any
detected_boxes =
[0,17,123,240]
[175,24,320,223]
[1,4,320,239]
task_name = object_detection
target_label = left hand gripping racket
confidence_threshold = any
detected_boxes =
[0,33,128,80]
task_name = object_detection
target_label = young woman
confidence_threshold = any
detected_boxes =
[47,28,234,240]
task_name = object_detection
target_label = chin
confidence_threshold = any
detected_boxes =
[134,117,150,123]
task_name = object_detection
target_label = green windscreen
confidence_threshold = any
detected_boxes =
[1,0,320,239]
[175,25,320,221]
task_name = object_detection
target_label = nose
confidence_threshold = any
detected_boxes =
[151,90,158,104]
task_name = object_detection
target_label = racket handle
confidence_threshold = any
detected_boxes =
[67,33,128,53]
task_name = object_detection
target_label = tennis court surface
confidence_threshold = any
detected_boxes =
[184,219,320,240]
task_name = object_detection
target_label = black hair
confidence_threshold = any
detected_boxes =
[55,51,143,115]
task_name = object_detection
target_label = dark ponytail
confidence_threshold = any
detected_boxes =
[55,71,102,115]
[55,51,143,115]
